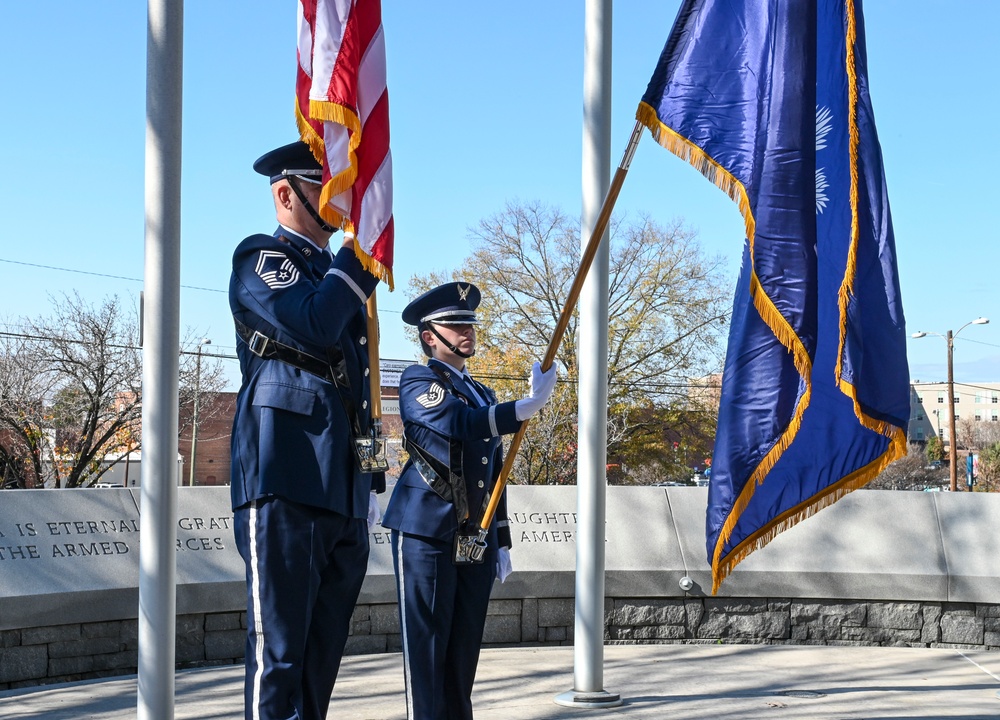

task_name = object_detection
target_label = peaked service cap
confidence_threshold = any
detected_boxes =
[253,141,323,184]
[402,283,481,326]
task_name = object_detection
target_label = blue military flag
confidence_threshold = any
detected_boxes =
[637,0,909,593]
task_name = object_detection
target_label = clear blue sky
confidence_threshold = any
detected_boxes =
[1,1,998,391]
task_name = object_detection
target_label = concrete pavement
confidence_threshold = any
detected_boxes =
[2,643,999,719]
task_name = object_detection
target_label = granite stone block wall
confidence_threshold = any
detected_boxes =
[4,598,1000,689]
[0,614,244,690]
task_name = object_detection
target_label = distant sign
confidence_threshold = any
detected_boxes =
[379,359,415,388]
[381,398,400,415]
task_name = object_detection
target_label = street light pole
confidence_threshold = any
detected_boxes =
[188,338,211,487]
[913,317,988,492]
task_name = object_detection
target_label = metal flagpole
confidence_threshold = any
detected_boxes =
[467,119,642,542]
[469,47,644,701]
[139,0,183,717]
[555,0,620,707]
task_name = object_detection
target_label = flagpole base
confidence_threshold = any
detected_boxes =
[554,690,622,709]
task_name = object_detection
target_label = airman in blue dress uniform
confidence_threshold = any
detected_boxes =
[382,282,557,720]
[229,141,383,720]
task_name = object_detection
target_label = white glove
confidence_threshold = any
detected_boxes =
[515,361,558,421]
[367,491,382,531]
[496,546,513,583]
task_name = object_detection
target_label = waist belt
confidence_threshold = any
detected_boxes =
[234,318,333,383]
[235,318,388,475]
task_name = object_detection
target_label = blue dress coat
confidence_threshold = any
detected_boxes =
[382,360,521,544]
[382,359,522,720]
[229,227,381,517]
[228,226,381,720]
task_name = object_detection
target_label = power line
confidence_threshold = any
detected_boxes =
[912,380,1000,393]
[0,256,405,313]
[956,337,1000,350]
[0,328,720,394]
[0,257,224,294]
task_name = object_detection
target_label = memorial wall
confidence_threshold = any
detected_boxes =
[1,486,998,687]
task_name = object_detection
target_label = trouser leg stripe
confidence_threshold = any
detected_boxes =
[396,535,414,719]
[249,501,265,720]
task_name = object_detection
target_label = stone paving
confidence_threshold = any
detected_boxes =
[2,644,999,719]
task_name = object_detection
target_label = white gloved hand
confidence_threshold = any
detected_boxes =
[496,546,513,583]
[515,361,558,421]
[367,491,381,531]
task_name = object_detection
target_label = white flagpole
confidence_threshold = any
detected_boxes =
[556,0,621,708]
[139,0,183,717]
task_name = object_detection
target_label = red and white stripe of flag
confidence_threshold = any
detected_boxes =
[296,0,394,288]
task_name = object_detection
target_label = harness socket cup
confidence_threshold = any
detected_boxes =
[452,529,488,565]
[354,424,389,474]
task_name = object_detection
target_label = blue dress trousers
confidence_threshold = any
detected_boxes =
[229,227,380,720]
[382,359,521,720]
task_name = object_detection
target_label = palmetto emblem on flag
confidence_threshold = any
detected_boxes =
[816,105,833,214]
[816,169,830,214]
[637,0,909,593]
[255,251,300,290]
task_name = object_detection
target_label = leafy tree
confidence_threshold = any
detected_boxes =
[925,435,945,463]
[408,200,730,484]
[952,417,1000,492]
[0,293,225,488]
[976,442,1000,493]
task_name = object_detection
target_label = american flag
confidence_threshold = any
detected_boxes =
[296,0,394,288]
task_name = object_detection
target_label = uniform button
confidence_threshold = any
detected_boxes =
[477,481,484,488]
[362,400,368,409]
[481,457,488,465]
[364,368,370,376]
[360,336,367,345]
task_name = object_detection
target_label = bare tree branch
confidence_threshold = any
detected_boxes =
[0,293,227,489]
[408,201,732,484]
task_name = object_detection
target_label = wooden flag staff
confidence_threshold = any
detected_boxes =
[363,289,390,473]
[457,120,644,563]
[367,290,382,419]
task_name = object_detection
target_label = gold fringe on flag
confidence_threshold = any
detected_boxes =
[708,423,903,592]
[835,0,894,440]
[637,0,907,594]
[636,101,815,594]
[295,96,393,289]
[345,231,394,290]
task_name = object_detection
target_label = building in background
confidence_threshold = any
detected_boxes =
[907,381,1000,447]
[178,359,417,487]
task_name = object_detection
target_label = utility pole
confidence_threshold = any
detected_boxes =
[188,338,211,486]
[913,317,989,492]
